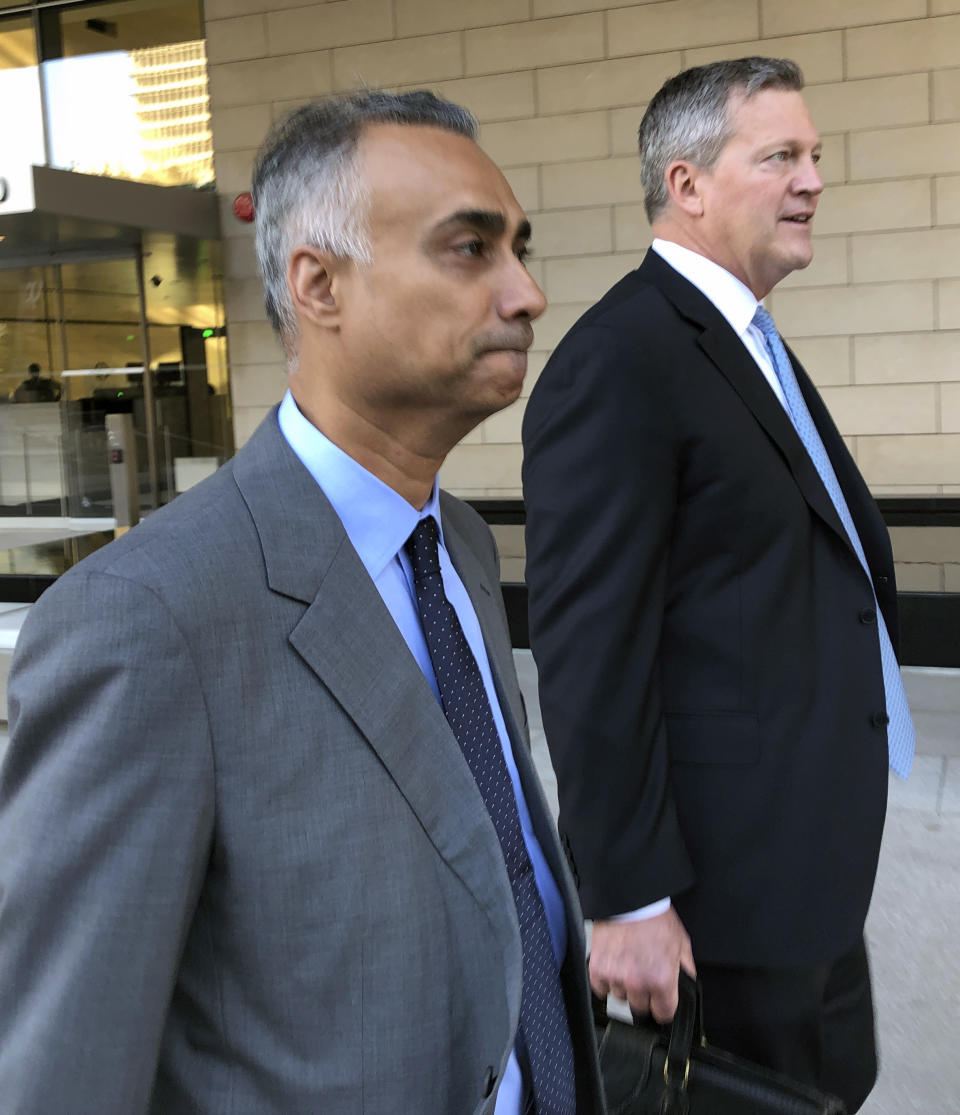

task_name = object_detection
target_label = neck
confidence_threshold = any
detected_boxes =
[652,219,772,300]
[289,380,443,511]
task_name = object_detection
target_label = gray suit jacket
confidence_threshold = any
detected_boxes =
[0,410,603,1114]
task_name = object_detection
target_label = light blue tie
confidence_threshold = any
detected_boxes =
[752,305,914,778]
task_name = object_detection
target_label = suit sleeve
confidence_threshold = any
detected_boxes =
[0,571,215,1115]
[522,322,695,919]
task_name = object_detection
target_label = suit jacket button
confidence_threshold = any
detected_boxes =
[859,608,877,625]
[877,574,890,586]
[871,712,890,728]
[482,1066,497,1098]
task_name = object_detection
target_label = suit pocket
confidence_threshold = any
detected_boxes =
[666,711,760,764]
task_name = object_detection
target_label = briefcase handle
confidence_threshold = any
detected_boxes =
[661,972,702,1102]
[590,968,704,1112]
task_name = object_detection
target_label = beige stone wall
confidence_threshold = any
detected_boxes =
[206,0,960,504]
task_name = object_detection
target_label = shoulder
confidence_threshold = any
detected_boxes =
[31,460,260,645]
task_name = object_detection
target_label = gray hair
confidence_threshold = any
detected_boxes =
[638,57,805,223]
[252,90,478,358]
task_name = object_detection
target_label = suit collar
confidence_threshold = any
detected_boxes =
[639,251,857,558]
[231,408,343,605]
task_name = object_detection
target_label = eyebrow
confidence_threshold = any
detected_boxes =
[436,209,532,242]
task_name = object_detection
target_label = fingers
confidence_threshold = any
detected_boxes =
[679,936,697,979]
[589,908,695,1023]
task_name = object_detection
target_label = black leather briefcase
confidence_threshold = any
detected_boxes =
[592,971,847,1115]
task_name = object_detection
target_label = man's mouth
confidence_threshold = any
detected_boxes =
[475,328,535,357]
[782,214,813,223]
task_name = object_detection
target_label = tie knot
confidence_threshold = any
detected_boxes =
[405,516,442,580]
[751,304,778,341]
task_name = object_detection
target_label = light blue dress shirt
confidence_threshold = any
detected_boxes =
[278,392,567,1114]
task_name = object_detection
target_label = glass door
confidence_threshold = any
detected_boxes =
[0,239,229,522]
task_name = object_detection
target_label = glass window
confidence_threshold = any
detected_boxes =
[0,13,45,169]
[41,0,213,187]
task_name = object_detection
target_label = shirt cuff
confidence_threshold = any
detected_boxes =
[605,897,672,922]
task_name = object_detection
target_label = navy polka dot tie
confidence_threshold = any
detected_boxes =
[405,517,577,1115]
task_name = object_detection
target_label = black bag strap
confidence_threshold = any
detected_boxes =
[659,971,701,1115]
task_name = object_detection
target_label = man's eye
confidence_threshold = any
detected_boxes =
[455,239,485,258]
[769,151,788,162]
[516,244,533,264]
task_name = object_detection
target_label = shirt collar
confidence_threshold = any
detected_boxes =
[277,391,442,581]
[652,238,761,339]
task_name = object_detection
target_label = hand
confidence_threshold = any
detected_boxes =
[589,908,696,1023]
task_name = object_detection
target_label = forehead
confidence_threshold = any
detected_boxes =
[356,123,525,236]
[726,88,818,147]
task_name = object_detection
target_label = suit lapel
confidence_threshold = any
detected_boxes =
[232,412,519,949]
[641,251,857,559]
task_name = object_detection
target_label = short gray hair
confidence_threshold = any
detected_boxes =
[638,57,805,223]
[252,90,478,358]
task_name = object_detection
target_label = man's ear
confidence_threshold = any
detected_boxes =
[287,245,347,330]
[663,159,705,218]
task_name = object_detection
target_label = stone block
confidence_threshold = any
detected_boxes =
[858,433,960,486]
[612,203,652,252]
[607,0,758,57]
[847,14,960,79]
[396,0,522,36]
[544,252,644,304]
[685,31,843,84]
[528,206,613,258]
[942,383,960,431]
[804,74,929,134]
[537,53,681,116]
[852,229,960,284]
[206,14,268,65]
[819,384,937,435]
[228,362,289,409]
[854,332,960,383]
[541,156,641,209]
[936,176,960,224]
[402,72,535,122]
[814,180,931,236]
[791,336,851,385]
[934,69,960,123]
[465,14,604,77]
[852,123,960,180]
[778,236,848,288]
[209,53,332,108]
[773,282,934,337]
[503,166,540,213]
[332,33,462,89]
[761,0,924,37]
[480,111,608,168]
[267,0,391,55]
[210,103,273,153]
[939,279,960,328]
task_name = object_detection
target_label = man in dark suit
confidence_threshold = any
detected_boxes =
[0,92,603,1114]
[522,57,914,1113]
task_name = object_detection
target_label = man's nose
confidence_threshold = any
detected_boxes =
[499,257,547,321]
[797,154,824,197]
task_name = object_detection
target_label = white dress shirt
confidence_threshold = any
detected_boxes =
[652,238,788,405]
[277,391,566,1115]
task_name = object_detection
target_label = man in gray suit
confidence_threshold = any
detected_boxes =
[0,91,603,1115]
